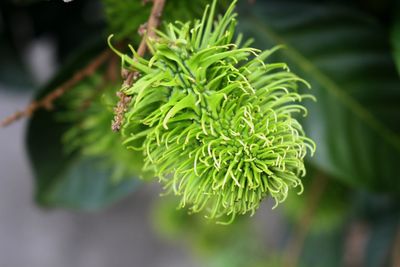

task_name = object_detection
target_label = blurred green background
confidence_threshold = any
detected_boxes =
[0,0,399,266]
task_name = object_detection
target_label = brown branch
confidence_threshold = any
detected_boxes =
[284,173,329,267]
[1,50,112,128]
[111,0,166,132]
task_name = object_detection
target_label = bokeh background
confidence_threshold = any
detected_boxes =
[1,0,400,266]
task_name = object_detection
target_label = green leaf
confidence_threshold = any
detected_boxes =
[40,156,139,210]
[238,2,400,193]
[0,36,33,89]
[26,40,140,210]
[391,8,400,74]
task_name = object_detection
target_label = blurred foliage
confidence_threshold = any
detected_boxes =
[152,197,277,267]
[283,169,351,232]
[300,227,345,267]
[0,0,104,68]
[153,180,399,267]
[238,1,400,194]
[0,0,398,265]
[59,75,152,182]
[0,36,33,88]
[391,1,400,74]
[26,41,141,210]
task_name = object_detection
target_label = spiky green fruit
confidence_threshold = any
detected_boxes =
[110,0,315,222]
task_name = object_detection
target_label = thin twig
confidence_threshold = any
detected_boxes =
[284,173,329,267]
[111,0,166,132]
[1,50,112,128]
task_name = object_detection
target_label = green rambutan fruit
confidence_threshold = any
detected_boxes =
[110,0,315,222]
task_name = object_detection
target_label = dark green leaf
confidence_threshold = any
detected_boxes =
[238,2,400,193]
[0,36,33,89]
[391,7,400,74]
[40,156,139,210]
